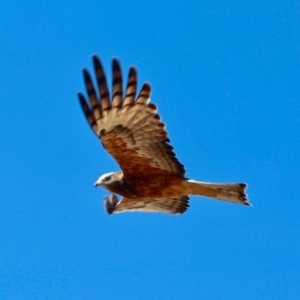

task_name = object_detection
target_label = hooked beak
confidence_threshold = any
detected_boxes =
[94,179,103,187]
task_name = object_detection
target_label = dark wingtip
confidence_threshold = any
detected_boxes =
[112,58,122,82]
[92,54,100,63]
[128,66,137,77]
[112,57,120,66]
[143,82,151,91]
[77,92,87,107]
[92,55,103,72]
[83,68,92,82]
[147,103,157,111]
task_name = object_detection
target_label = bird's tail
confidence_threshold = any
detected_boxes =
[184,180,250,205]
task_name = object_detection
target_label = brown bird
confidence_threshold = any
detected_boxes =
[78,55,250,215]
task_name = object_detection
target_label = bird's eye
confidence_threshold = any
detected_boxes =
[103,176,112,182]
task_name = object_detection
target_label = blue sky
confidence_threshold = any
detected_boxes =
[1,0,299,299]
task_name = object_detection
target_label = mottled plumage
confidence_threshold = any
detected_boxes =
[78,55,250,215]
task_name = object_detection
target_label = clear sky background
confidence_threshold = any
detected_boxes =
[1,1,299,299]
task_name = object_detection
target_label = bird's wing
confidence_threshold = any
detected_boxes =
[104,193,189,215]
[78,55,185,178]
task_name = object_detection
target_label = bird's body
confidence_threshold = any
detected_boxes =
[78,55,250,214]
[97,172,186,198]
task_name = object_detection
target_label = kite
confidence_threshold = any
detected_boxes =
[78,55,250,214]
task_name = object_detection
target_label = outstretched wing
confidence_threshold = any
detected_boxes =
[78,55,185,178]
[104,193,189,215]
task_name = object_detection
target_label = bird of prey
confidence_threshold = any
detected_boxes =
[78,55,250,215]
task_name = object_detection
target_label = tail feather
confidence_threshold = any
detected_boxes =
[184,180,250,206]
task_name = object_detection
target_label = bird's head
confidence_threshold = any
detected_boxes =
[94,172,120,190]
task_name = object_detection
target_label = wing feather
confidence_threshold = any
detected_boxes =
[112,58,123,108]
[123,67,137,106]
[136,83,151,105]
[79,55,185,177]
[78,93,96,128]
[104,193,189,215]
[93,56,111,111]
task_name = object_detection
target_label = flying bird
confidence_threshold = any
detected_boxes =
[78,55,250,215]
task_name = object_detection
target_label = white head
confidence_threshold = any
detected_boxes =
[94,172,117,188]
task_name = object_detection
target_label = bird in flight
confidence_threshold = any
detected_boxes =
[78,55,250,215]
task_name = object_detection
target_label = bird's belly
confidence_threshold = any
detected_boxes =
[128,175,188,198]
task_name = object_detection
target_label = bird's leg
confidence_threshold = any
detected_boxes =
[103,193,119,215]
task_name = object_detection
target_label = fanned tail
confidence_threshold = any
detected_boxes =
[184,180,250,205]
